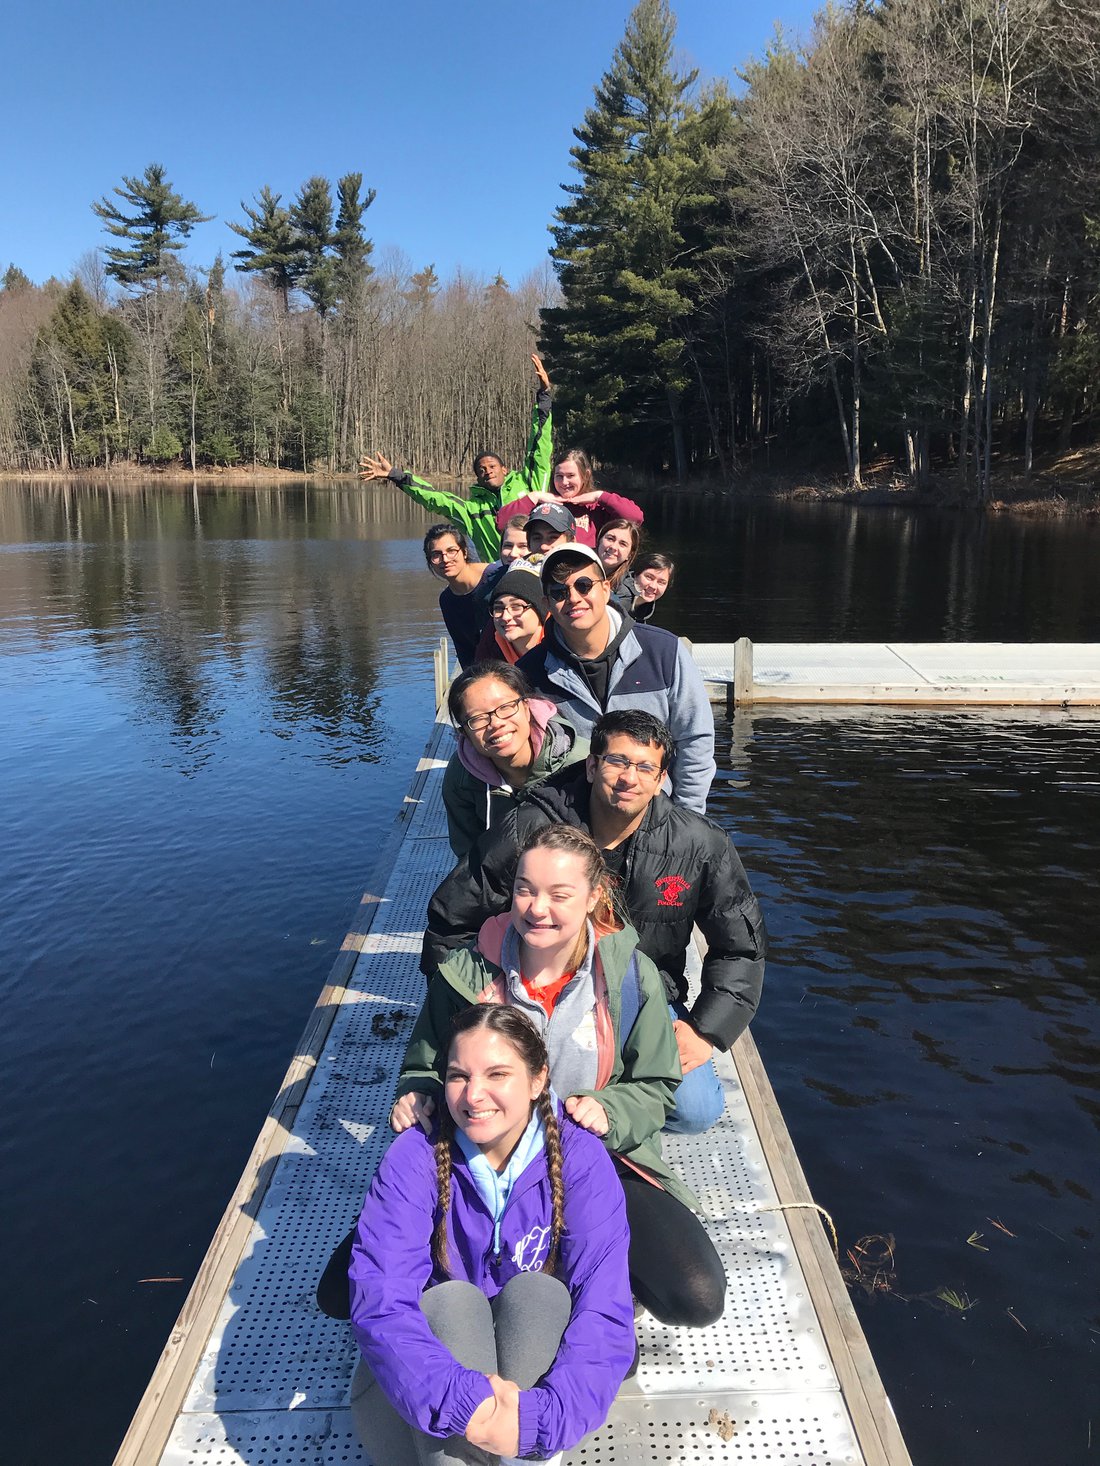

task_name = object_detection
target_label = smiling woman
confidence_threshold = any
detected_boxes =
[441,663,589,859]
[350,1004,635,1466]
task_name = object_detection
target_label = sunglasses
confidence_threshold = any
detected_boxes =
[546,575,603,604]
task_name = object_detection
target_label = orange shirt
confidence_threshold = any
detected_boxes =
[521,968,575,1017]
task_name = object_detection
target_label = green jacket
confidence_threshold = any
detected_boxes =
[388,391,552,561]
[396,920,696,1209]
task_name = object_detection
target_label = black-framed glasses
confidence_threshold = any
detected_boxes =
[463,696,525,733]
[598,752,663,779]
[428,547,463,562]
[546,575,602,603]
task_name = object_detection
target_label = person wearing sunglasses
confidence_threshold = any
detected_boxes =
[422,709,766,1138]
[513,545,715,815]
[443,662,588,860]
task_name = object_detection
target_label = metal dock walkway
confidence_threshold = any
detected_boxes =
[116,714,911,1466]
[695,639,1100,706]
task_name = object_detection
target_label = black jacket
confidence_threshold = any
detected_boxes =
[421,766,767,1051]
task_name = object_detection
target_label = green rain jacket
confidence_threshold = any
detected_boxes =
[387,388,552,561]
[395,919,696,1209]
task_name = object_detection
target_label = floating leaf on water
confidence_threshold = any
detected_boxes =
[988,1217,1017,1237]
[1005,1306,1028,1332]
[967,1230,989,1251]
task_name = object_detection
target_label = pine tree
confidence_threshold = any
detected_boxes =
[542,0,730,476]
[2,264,32,293]
[229,186,303,313]
[292,176,337,319]
[333,172,376,303]
[92,163,211,291]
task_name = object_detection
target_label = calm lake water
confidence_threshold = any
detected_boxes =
[2,480,1098,1465]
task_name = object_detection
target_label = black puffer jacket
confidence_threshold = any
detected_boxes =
[421,766,767,1051]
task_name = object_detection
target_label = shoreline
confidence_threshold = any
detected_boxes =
[2,463,1098,515]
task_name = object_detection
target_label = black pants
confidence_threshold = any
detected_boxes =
[614,1158,726,1328]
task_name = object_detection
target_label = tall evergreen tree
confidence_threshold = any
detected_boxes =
[229,186,303,313]
[333,172,376,302]
[91,164,211,291]
[542,0,731,476]
[292,176,338,319]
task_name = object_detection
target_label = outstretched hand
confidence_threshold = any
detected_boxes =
[389,1092,435,1134]
[465,1374,520,1455]
[359,452,393,482]
[532,353,551,392]
[565,1094,610,1135]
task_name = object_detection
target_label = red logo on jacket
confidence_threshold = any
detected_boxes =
[655,874,691,907]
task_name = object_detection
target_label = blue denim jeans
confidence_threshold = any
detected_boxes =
[663,1002,725,1135]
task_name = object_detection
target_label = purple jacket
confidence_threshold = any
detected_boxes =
[349,1108,634,1458]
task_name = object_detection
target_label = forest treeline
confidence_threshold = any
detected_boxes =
[2,0,1100,501]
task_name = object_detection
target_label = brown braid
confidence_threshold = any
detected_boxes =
[431,1108,456,1277]
[536,1088,566,1275]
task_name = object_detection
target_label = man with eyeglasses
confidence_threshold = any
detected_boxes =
[422,709,766,1135]
[515,544,715,813]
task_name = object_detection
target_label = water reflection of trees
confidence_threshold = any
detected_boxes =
[712,707,1100,1125]
[0,481,441,765]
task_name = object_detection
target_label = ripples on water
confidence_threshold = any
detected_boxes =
[709,710,1100,1464]
[2,483,1099,1464]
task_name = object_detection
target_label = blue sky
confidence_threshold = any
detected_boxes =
[1,0,822,290]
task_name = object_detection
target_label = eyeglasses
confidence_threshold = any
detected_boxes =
[598,752,663,779]
[428,547,463,563]
[492,600,536,620]
[463,696,524,733]
[546,575,602,603]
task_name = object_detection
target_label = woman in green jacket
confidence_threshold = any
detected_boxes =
[359,355,553,562]
[394,824,727,1330]
[443,663,588,860]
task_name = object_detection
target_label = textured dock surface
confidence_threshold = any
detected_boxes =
[118,715,910,1466]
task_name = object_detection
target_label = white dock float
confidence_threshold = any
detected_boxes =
[116,715,911,1466]
[694,640,1100,706]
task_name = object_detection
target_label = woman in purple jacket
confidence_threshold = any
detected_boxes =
[349,1004,635,1466]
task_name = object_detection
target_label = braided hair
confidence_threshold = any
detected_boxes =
[432,1005,565,1278]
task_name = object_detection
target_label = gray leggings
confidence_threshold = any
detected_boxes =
[351,1272,572,1466]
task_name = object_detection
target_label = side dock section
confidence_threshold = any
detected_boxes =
[116,711,912,1466]
[695,639,1100,706]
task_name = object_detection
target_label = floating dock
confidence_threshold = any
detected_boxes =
[116,711,912,1466]
[695,639,1100,706]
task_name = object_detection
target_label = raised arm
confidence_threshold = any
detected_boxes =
[511,354,554,501]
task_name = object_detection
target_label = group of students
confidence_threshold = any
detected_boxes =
[332,358,767,1464]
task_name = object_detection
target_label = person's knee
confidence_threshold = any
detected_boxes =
[640,1249,727,1328]
[420,1278,492,1329]
[498,1269,570,1305]
[663,1065,725,1136]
